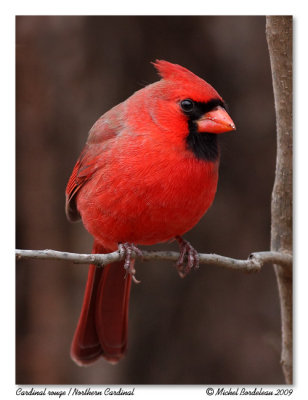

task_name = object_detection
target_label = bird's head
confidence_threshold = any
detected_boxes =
[136,60,236,161]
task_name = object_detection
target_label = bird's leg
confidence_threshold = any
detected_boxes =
[118,243,143,284]
[175,236,200,278]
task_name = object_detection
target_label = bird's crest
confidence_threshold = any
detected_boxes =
[153,59,198,82]
[151,59,221,103]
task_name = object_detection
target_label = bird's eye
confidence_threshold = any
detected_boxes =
[180,99,194,113]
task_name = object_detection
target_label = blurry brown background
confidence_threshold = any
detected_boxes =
[16,16,282,384]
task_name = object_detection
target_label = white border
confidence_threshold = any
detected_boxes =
[2,1,307,399]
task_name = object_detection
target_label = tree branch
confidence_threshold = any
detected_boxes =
[266,16,293,384]
[15,248,292,273]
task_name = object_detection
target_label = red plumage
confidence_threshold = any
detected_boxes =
[66,60,235,365]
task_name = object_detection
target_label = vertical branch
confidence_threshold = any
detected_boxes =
[266,16,293,384]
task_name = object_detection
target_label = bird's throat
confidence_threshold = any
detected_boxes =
[186,122,219,161]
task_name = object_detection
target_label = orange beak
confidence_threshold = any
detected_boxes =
[196,106,236,134]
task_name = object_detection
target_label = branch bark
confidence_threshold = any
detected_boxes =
[15,248,292,272]
[266,16,293,384]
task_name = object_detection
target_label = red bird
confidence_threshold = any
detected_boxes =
[66,60,235,366]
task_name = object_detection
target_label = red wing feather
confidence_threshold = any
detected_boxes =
[65,104,124,222]
[65,159,83,222]
[65,146,101,222]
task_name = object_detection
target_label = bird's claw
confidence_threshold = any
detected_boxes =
[118,243,143,284]
[175,236,200,278]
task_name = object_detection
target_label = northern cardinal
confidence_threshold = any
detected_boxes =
[66,60,235,366]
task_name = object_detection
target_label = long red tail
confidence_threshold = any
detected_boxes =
[71,241,132,365]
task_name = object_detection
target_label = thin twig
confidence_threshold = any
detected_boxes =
[15,248,292,272]
[266,16,293,384]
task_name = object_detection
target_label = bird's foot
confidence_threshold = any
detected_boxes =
[118,243,143,284]
[175,236,200,278]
